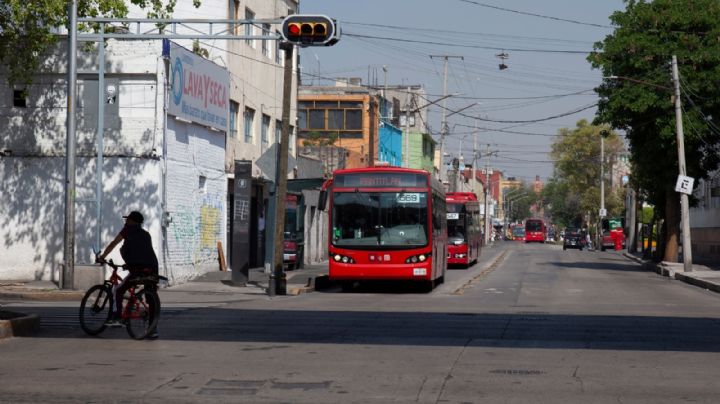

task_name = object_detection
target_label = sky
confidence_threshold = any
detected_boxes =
[296,0,627,183]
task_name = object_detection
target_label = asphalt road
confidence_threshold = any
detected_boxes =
[2,241,720,403]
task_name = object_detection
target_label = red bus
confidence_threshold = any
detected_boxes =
[446,192,481,268]
[321,167,447,291]
[524,219,546,243]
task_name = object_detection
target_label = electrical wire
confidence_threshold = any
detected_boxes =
[456,0,613,29]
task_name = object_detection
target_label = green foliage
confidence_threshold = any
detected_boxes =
[302,131,338,148]
[545,120,626,226]
[0,0,201,85]
[589,0,720,217]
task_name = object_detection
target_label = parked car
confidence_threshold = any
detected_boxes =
[563,228,584,251]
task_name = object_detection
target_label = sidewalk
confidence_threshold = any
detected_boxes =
[0,262,330,302]
[623,251,720,293]
[0,263,329,338]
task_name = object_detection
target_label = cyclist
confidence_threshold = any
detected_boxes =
[97,211,159,338]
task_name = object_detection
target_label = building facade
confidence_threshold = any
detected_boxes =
[0,39,228,283]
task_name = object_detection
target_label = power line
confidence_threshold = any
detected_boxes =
[344,33,591,54]
[342,21,595,45]
[456,0,613,29]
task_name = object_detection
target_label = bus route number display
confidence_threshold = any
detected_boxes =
[396,193,421,204]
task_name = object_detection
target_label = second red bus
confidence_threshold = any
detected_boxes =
[446,192,481,268]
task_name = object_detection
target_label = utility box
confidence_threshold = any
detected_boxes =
[73,265,105,291]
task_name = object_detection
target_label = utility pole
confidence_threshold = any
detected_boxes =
[269,42,294,296]
[403,87,411,167]
[483,144,492,246]
[62,0,78,290]
[430,55,463,182]
[368,97,375,167]
[672,55,693,272]
[472,119,478,198]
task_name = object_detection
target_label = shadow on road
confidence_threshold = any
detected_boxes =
[548,260,646,272]
[21,306,720,353]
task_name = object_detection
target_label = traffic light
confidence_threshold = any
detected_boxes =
[281,14,339,46]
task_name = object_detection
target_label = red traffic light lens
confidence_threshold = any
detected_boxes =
[288,23,301,36]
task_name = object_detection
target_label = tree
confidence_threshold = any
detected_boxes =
[546,119,626,228]
[0,0,200,85]
[589,0,720,261]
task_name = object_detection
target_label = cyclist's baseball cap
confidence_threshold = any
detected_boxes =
[123,211,144,224]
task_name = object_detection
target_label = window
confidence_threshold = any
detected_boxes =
[244,107,255,143]
[309,109,325,129]
[327,109,343,130]
[244,8,255,47]
[199,175,207,194]
[297,110,307,130]
[276,119,283,143]
[261,114,270,145]
[275,30,283,64]
[345,109,362,130]
[230,0,240,34]
[229,101,239,139]
[13,89,27,108]
[262,23,271,57]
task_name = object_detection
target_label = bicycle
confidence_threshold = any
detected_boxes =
[79,257,166,340]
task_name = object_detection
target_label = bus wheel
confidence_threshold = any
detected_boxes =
[421,280,435,293]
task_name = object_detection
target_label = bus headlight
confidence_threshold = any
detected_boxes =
[333,254,355,264]
[405,253,430,264]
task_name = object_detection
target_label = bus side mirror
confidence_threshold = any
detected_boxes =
[318,190,327,211]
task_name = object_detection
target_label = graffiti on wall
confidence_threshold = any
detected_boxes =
[169,190,224,266]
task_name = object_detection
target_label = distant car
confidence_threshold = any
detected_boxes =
[563,228,584,251]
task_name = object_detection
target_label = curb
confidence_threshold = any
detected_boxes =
[286,274,332,295]
[623,252,720,294]
[0,311,41,339]
[0,290,84,302]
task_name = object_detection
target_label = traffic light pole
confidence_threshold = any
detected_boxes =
[269,42,295,296]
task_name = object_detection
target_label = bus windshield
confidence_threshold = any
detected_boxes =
[526,220,543,232]
[332,191,428,249]
[446,203,466,243]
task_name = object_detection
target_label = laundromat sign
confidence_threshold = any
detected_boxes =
[164,40,229,131]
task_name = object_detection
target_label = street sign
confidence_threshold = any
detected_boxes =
[599,208,607,218]
[255,143,296,181]
[674,174,694,195]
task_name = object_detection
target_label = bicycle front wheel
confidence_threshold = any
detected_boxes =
[79,284,112,335]
[125,289,159,340]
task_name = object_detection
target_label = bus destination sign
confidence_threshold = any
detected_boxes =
[334,172,428,188]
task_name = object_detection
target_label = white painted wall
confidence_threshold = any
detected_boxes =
[163,119,227,282]
[0,39,227,283]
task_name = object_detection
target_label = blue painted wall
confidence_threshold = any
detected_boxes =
[378,122,402,167]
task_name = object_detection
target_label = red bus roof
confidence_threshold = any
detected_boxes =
[446,192,478,202]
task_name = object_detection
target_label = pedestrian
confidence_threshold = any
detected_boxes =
[586,231,593,251]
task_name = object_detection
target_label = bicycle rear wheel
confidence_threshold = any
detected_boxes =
[79,284,112,335]
[124,289,159,340]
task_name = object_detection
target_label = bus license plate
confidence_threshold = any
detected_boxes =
[413,268,427,276]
